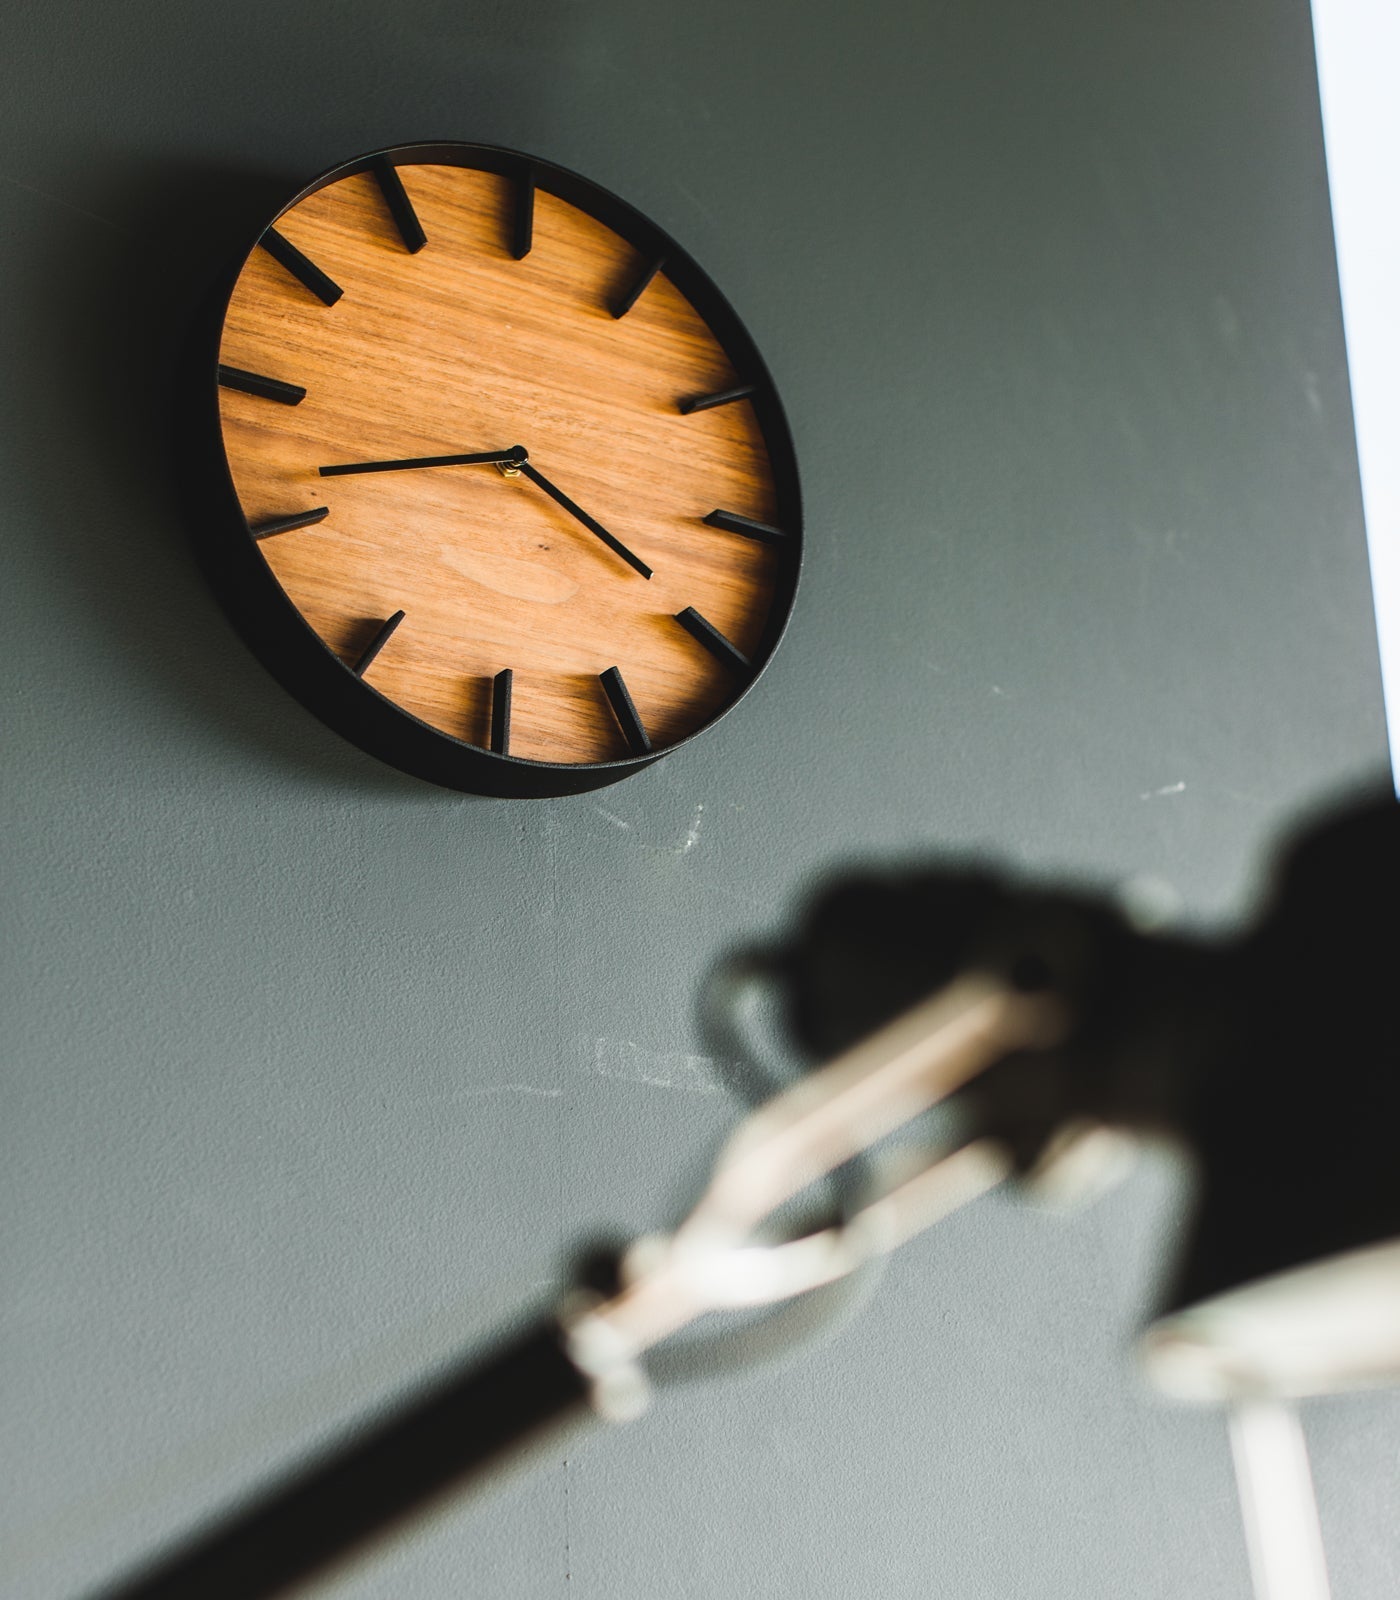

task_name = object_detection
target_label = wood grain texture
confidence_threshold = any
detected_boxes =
[218,163,781,765]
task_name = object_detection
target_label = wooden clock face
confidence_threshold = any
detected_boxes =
[204,144,801,797]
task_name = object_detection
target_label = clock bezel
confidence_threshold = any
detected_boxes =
[186,141,803,799]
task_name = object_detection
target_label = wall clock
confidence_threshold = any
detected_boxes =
[188,142,801,797]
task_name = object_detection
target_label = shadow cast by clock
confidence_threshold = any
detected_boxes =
[15,154,495,804]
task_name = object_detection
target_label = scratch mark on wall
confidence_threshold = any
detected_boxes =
[0,171,133,233]
[678,802,704,854]
[593,1037,721,1094]
[1139,781,1187,800]
[675,181,718,227]
[593,805,631,831]
[442,1084,563,1100]
[562,1454,573,1585]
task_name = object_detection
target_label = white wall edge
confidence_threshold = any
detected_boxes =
[1310,0,1400,790]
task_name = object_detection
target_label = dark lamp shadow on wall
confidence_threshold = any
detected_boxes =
[89,792,1400,1600]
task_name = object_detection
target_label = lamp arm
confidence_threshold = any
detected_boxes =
[94,1297,643,1600]
[93,795,1399,1600]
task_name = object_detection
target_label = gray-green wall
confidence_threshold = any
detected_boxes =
[4,2,1395,1596]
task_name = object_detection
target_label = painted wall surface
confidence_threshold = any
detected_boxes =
[3,2,1394,1597]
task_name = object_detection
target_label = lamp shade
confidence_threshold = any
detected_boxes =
[1145,799,1400,1400]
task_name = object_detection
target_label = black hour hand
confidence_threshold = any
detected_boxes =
[514,459,652,579]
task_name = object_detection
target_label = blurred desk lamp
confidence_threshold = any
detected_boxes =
[99,798,1399,1600]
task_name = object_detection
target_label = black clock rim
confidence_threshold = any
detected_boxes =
[185,140,803,800]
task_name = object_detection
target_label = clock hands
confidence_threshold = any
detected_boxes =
[319,448,524,477]
[511,456,652,580]
[317,446,653,579]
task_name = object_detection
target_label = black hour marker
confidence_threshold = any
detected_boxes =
[258,228,344,306]
[600,667,651,756]
[352,610,405,677]
[250,506,330,541]
[512,166,534,260]
[371,158,427,253]
[703,509,787,545]
[490,669,513,755]
[610,254,665,319]
[217,365,306,406]
[675,607,750,674]
[678,384,756,415]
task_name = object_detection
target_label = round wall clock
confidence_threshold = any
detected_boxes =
[188,142,801,797]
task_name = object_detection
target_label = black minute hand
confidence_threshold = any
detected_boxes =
[515,459,653,579]
[319,448,525,477]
